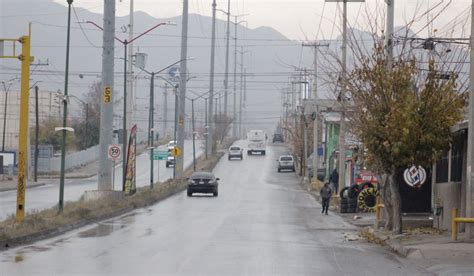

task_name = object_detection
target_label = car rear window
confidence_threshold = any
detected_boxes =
[230,147,240,150]
[280,156,293,161]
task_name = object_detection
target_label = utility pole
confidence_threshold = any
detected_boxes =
[466,0,474,239]
[207,0,217,156]
[176,0,189,178]
[34,86,39,182]
[243,68,247,136]
[149,72,155,189]
[223,0,231,116]
[338,0,347,192]
[98,0,115,191]
[59,0,73,212]
[232,16,238,137]
[302,42,329,183]
[204,97,208,159]
[163,83,168,138]
[192,99,196,171]
[385,0,394,68]
[173,86,178,178]
[326,0,365,196]
[239,47,245,138]
[127,0,134,128]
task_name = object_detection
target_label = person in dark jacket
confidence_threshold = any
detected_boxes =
[320,182,332,215]
[329,168,339,194]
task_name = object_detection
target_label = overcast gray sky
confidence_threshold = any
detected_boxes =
[53,0,472,40]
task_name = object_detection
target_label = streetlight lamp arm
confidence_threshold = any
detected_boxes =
[84,21,125,44]
[154,57,194,75]
[129,22,169,44]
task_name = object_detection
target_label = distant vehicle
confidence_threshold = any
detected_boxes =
[166,155,175,168]
[187,171,219,197]
[247,130,267,155]
[277,155,295,172]
[167,140,177,152]
[228,146,243,160]
[272,133,284,143]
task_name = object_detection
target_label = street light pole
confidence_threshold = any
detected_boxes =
[224,0,231,116]
[59,0,73,212]
[84,19,173,191]
[173,85,178,179]
[149,72,155,188]
[176,0,189,178]
[192,98,196,171]
[205,97,208,160]
[122,40,128,191]
[207,0,217,157]
[466,0,474,239]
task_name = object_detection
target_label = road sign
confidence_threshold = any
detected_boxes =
[108,144,121,160]
[167,66,180,83]
[103,86,112,103]
[153,150,168,160]
[171,146,181,157]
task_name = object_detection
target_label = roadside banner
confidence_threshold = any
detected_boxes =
[124,125,137,195]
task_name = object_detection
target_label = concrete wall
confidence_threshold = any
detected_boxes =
[434,182,462,230]
[37,145,99,173]
[432,130,467,230]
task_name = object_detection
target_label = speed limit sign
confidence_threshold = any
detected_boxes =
[108,144,122,161]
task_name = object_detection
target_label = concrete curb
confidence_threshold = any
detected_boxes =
[38,173,96,179]
[360,228,415,257]
[0,182,46,192]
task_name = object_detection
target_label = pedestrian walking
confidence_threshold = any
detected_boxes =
[329,168,339,194]
[320,182,332,215]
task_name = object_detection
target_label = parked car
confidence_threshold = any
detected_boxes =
[228,146,243,160]
[166,155,175,168]
[187,171,219,197]
[277,155,295,172]
[272,133,284,143]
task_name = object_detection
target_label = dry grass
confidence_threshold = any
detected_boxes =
[0,148,227,244]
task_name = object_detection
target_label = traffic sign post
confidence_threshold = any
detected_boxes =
[108,144,122,161]
[108,144,122,191]
[171,146,181,157]
[153,150,168,160]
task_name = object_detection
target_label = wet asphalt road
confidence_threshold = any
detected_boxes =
[0,140,203,220]
[0,142,428,275]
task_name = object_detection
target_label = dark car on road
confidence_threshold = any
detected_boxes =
[187,171,219,197]
[273,133,284,143]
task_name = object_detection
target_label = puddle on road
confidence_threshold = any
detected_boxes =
[78,223,115,238]
[78,214,136,238]
[47,237,70,247]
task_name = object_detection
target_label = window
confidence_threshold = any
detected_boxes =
[436,150,449,183]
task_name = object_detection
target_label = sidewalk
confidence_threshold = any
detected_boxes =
[303,180,473,273]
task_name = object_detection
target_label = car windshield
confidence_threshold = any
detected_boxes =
[230,147,240,150]
[191,172,214,180]
[280,156,293,161]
